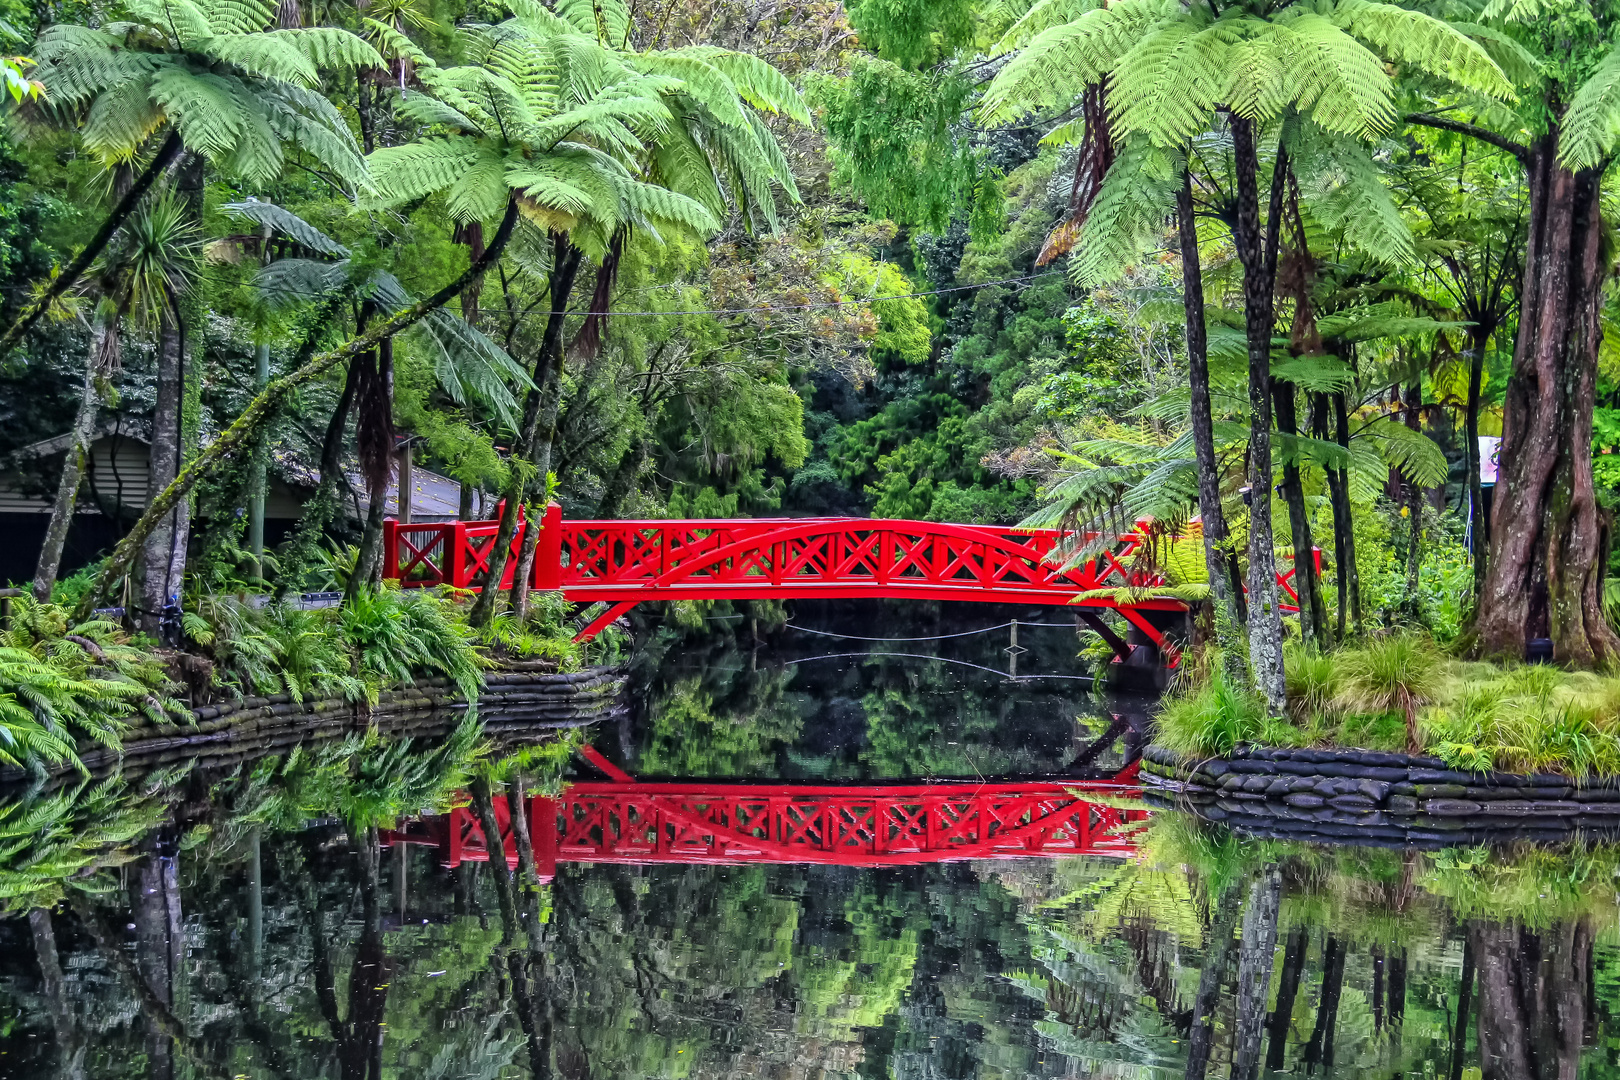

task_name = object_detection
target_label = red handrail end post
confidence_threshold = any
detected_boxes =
[382,519,399,580]
[536,502,564,591]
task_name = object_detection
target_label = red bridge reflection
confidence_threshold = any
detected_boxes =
[383,772,1147,882]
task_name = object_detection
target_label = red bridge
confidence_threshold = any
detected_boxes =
[383,505,1234,650]
[382,774,1148,881]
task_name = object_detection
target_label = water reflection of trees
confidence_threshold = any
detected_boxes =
[5,734,1620,1079]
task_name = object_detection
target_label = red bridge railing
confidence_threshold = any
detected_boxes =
[382,777,1148,882]
[383,506,1318,647]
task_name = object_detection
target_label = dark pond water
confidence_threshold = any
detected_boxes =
[2,601,1617,1079]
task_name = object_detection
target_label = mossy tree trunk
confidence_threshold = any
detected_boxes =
[1475,134,1618,666]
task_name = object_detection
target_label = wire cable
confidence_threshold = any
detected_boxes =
[786,621,1013,642]
[782,651,1095,681]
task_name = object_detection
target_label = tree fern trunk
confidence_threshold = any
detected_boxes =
[1232,867,1283,1080]
[1178,169,1248,680]
[1475,134,1617,666]
[1229,115,1287,714]
[474,233,582,628]
[1185,878,1244,1080]
[35,326,110,601]
[1329,389,1362,635]
[1275,378,1325,647]
[139,306,183,637]
[1465,324,1490,605]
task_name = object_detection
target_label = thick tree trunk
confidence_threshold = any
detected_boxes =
[1275,378,1326,646]
[34,331,108,601]
[1231,868,1283,1080]
[1178,170,1248,681]
[596,439,648,518]
[1472,918,1592,1080]
[1450,931,1476,1080]
[130,843,183,1080]
[1475,134,1617,665]
[1229,115,1288,713]
[472,234,582,628]
[140,306,183,638]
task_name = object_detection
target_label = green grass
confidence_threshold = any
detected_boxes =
[1157,634,1620,778]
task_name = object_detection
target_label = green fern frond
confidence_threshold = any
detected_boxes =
[1067,137,1182,286]
[1292,126,1414,264]
[1330,0,1514,101]
[1361,415,1448,487]
[206,0,276,36]
[204,32,320,88]
[1109,16,1228,147]
[995,0,1103,51]
[553,0,631,43]
[1559,44,1620,170]
[222,198,349,257]
[979,0,1168,124]
[268,27,386,73]
[1266,12,1396,136]
[149,68,249,158]
[672,46,811,123]
[368,136,486,205]
[1269,353,1354,392]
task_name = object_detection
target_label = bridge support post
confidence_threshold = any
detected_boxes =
[534,502,563,591]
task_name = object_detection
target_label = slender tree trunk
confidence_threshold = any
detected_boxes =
[1266,924,1309,1070]
[35,327,110,600]
[80,199,523,618]
[1303,935,1347,1071]
[248,342,270,581]
[140,306,183,637]
[1229,115,1288,714]
[348,335,394,600]
[471,234,582,629]
[1329,389,1362,636]
[471,775,521,946]
[342,826,391,1080]
[1178,169,1248,682]
[0,131,183,354]
[1184,879,1244,1080]
[1450,931,1476,1080]
[1231,867,1283,1080]
[1475,132,1617,666]
[130,843,182,1080]
[1465,326,1490,603]
[1402,377,1426,619]
[30,908,87,1080]
[1274,378,1326,646]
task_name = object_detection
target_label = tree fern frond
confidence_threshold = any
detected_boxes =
[616,176,721,237]
[222,198,349,256]
[205,32,319,88]
[1109,16,1228,147]
[1559,44,1620,169]
[206,0,276,36]
[1330,0,1514,101]
[217,96,285,184]
[637,52,751,129]
[149,68,247,158]
[1291,126,1413,264]
[395,88,483,134]
[268,27,386,73]
[1361,415,1448,486]
[367,136,485,204]
[1067,137,1182,286]
[259,86,369,185]
[553,0,631,43]
[445,147,511,224]
[1268,13,1396,136]
[995,0,1104,51]
[79,77,164,161]
[1446,22,1541,88]
[671,46,811,123]
[1269,354,1354,392]
[122,0,214,47]
[980,0,1169,124]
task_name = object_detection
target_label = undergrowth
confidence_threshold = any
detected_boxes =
[1157,633,1620,778]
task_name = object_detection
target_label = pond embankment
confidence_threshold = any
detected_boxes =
[1142,743,1620,847]
[4,663,627,783]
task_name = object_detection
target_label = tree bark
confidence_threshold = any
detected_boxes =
[1403,377,1426,620]
[140,304,183,637]
[1475,133,1618,666]
[78,198,522,619]
[34,327,109,600]
[1229,114,1288,714]
[1450,931,1476,1080]
[1231,867,1283,1080]
[1328,389,1362,636]
[1178,168,1248,681]
[1303,934,1347,1070]
[1265,923,1309,1070]
[348,335,395,601]
[1465,324,1490,602]
[1274,377,1326,645]
[1472,918,1591,1080]
[471,774,521,947]
[471,233,582,628]
[596,439,648,518]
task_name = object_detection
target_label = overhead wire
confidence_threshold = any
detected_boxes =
[782,651,1095,681]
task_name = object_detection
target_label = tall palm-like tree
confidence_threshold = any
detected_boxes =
[360,0,805,624]
[32,192,199,605]
[10,0,379,353]
[981,0,1510,710]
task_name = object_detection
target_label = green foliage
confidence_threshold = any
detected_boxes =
[0,595,184,771]
[844,0,977,69]
[1154,671,1273,757]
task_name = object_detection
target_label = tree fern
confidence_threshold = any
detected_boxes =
[1067,136,1183,286]
[1291,126,1415,264]
[1330,0,1516,101]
